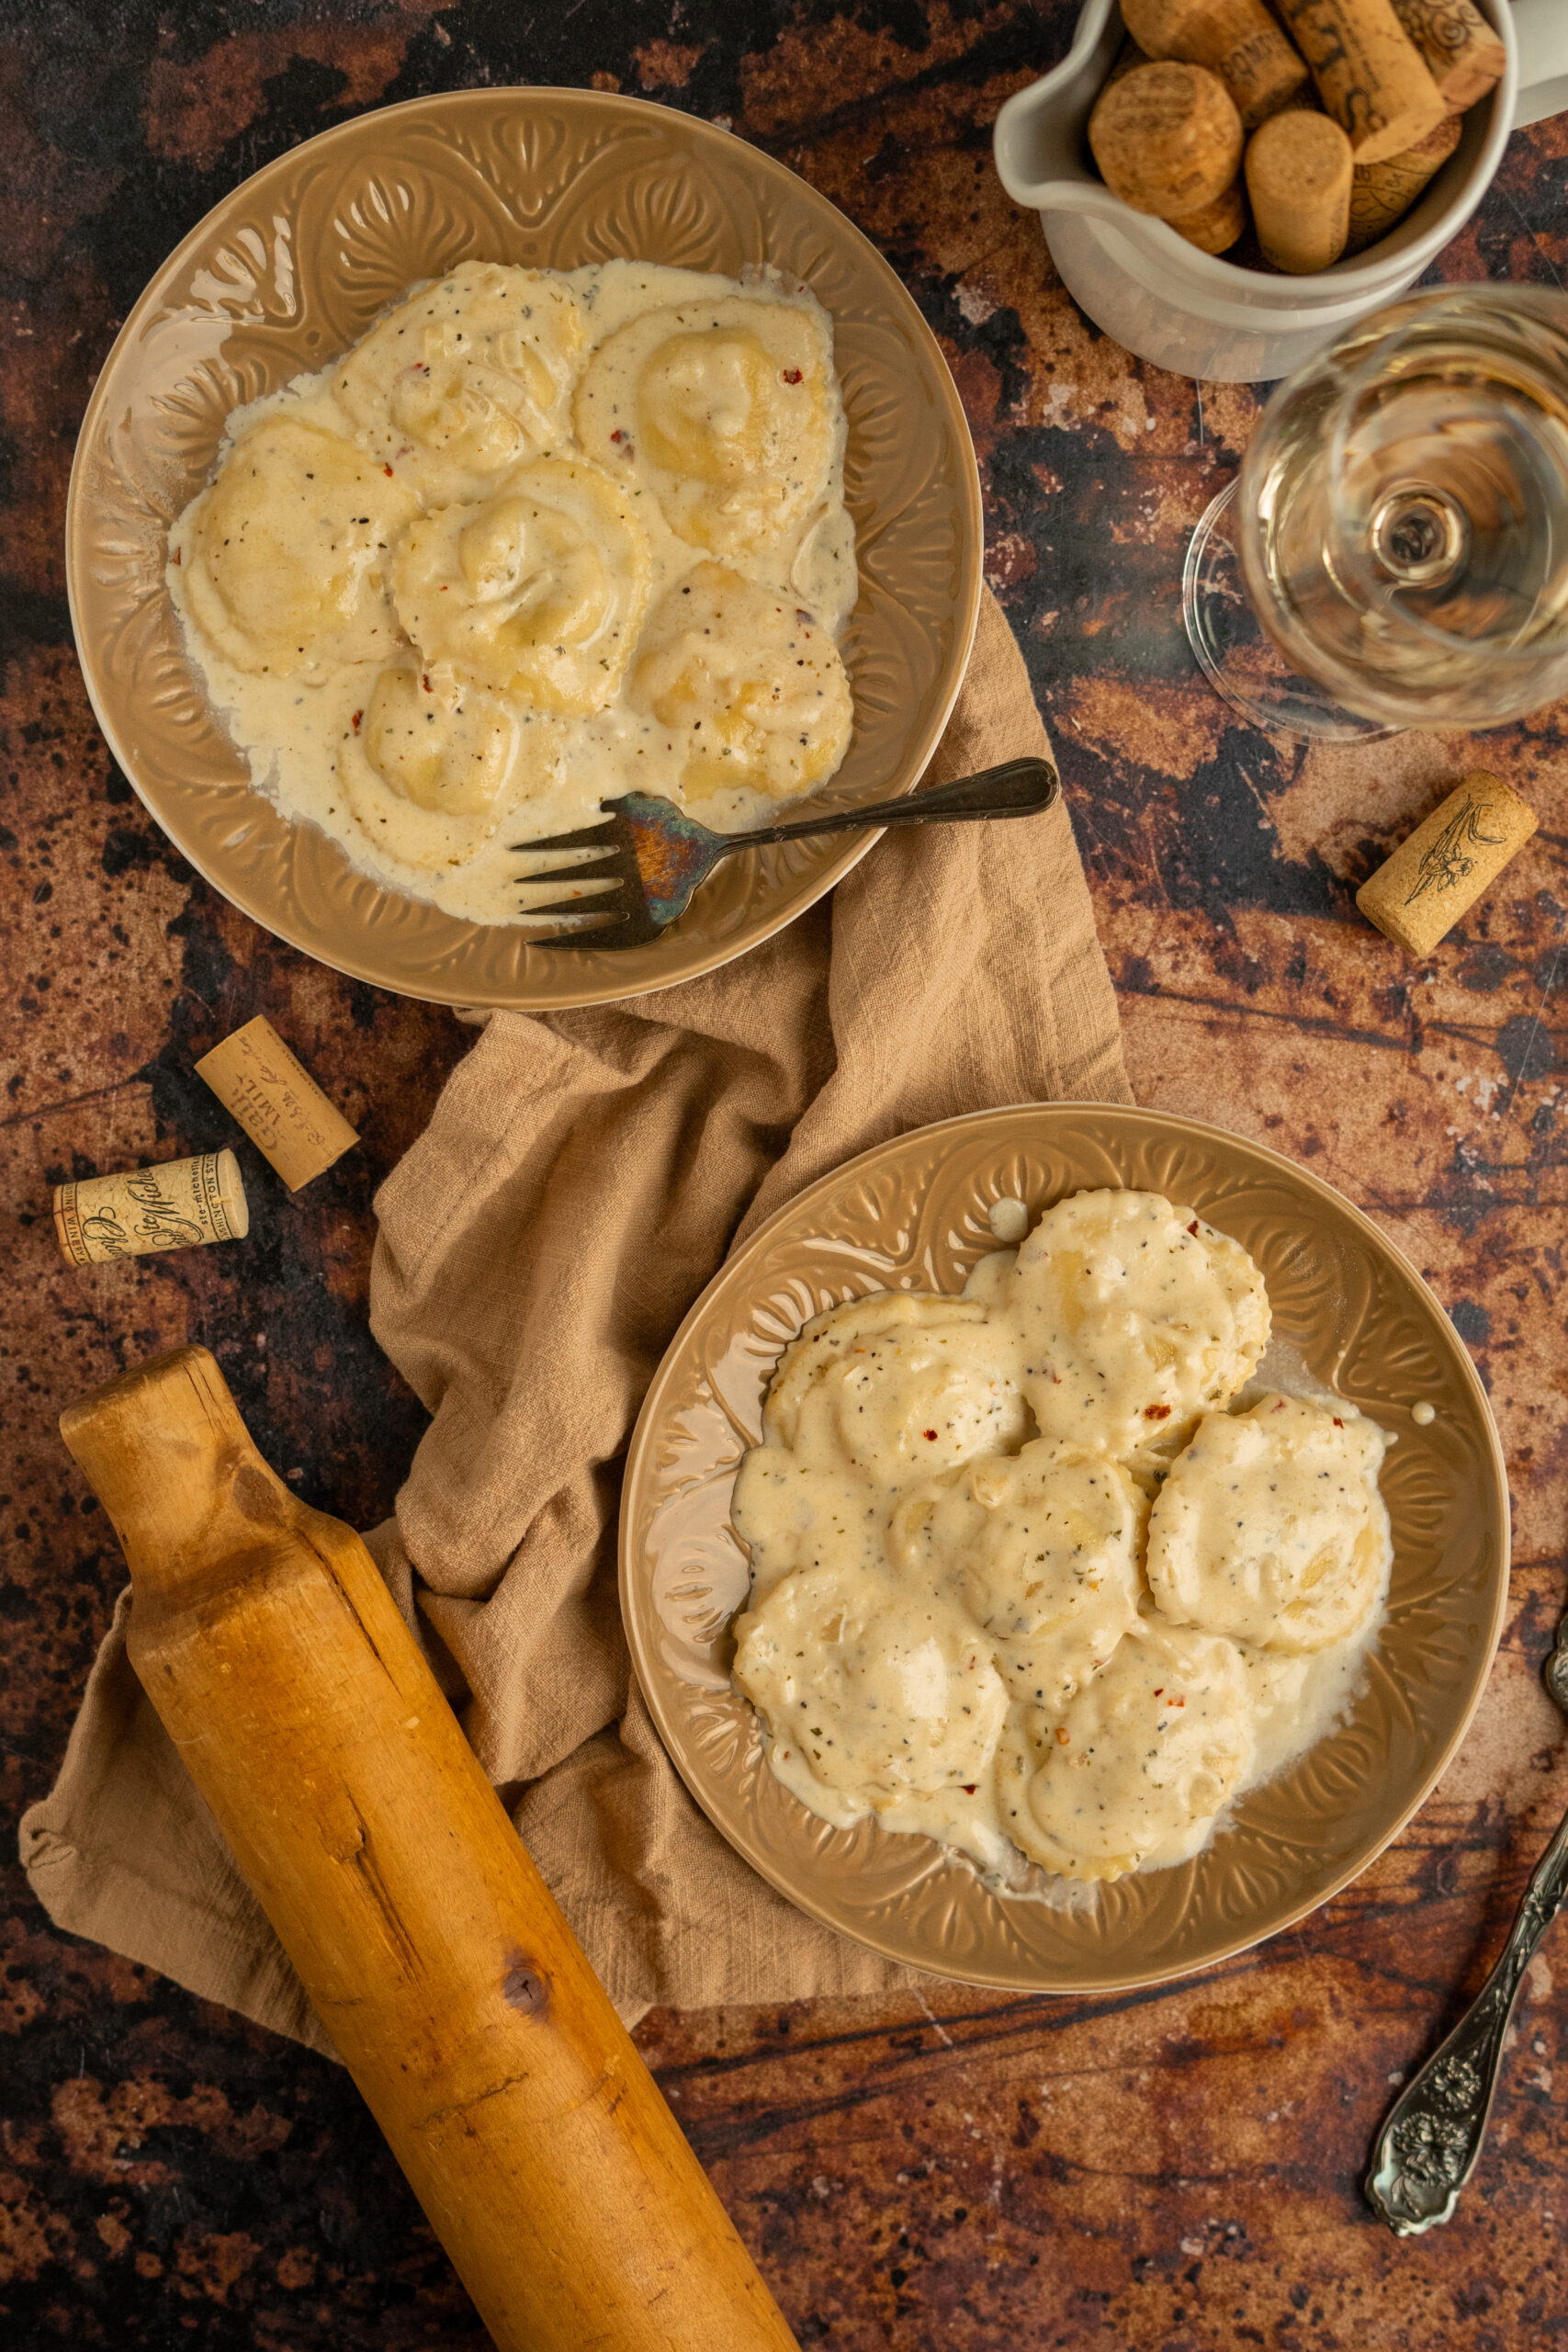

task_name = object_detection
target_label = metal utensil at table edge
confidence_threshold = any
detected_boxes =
[1365,1607,1568,2234]
[514,755,1061,950]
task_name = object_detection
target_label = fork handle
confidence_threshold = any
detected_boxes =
[1365,1804,1568,2235]
[725,755,1059,851]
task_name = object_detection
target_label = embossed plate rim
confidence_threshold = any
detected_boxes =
[619,1101,1511,1994]
[65,86,981,1010]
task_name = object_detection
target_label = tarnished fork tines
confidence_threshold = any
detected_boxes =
[513,756,1061,951]
[1365,1603,1568,2235]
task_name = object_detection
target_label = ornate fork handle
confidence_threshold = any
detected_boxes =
[1366,1804,1568,2234]
[728,755,1060,850]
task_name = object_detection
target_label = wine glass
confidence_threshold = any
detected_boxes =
[1182,286,1568,741]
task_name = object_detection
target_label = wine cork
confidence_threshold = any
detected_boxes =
[1345,109,1463,253]
[1276,0,1448,164]
[1356,774,1538,956]
[53,1150,250,1267]
[1089,62,1245,220]
[1246,107,1354,270]
[197,1015,359,1192]
[1388,0,1505,108]
[1122,0,1312,130]
[1171,175,1249,251]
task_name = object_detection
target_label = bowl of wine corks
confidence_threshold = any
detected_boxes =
[1095,0,1501,275]
[994,0,1557,380]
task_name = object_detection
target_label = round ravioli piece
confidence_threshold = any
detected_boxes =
[575,294,836,557]
[996,1619,1254,1882]
[1007,1190,1270,1465]
[338,666,556,873]
[730,1447,887,1606]
[333,262,586,501]
[887,1438,1143,1706]
[179,415,416,677]
[390,458,650,713]
[761,1292,1028,1485]
[732,1564,1010,1814]
[1145,1391,1390,1653]
[629,563,852,803]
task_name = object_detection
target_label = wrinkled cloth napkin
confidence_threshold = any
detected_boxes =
[21,589,1130,2048]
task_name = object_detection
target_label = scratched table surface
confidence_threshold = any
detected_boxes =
[4,2,1565,2345]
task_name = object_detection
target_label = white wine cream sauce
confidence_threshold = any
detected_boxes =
[167,260,856,928]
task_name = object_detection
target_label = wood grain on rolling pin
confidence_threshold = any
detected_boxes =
[59,1348,799,2352]
[1276,0,1448,163]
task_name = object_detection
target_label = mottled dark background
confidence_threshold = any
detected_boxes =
[3,2,1566,2346]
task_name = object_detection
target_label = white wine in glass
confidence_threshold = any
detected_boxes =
[1184,287,1568,740]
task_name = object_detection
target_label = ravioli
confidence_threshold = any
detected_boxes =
[335,665,555,876]
[1145,1391,1390,1652]
[1007,1189,1270,1464]
[629,563,852,803]
[179,415,416,676]
[996,1620,1255,1882]
[761,1292,1029,1482]
[576,295,836,557]
[389,458,651,713]
[887,1438,1143,1711]
[732,1563,1010,1815]
[729,1180,1389,1887]
[169,261,857,922]
[333,262,585,502]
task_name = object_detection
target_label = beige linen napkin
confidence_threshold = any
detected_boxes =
[21,589,1131,2048]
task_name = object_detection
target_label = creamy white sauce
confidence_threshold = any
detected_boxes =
[166,259,856,928]
[730,1187,1393,1889]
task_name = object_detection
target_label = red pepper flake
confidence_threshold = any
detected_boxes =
[350,709,362,733]
[422,673,431,692]
[172,548,182,565]
[1187,1219,1199,1236]
[962,1784,977,1795]
[1144,1403,1171,1420]
[1273,1399,1287,1410]
[383,462,394,476]
[1333,1416,1344,1428]
[923,1429,939,1442]
[1153,1689,1164,1698]
[610,428,625,443]
[1055,1727,1070,1747]
[781,368,803,384]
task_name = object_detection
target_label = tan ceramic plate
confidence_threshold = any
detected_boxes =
[621,1103,1510,1994]
[66,91,980,1010]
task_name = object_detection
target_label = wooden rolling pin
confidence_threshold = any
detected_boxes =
[60,1348,799,2352]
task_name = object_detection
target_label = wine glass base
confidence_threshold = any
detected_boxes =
[1183,481,1400,742]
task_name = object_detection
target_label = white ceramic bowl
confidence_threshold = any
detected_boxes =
[995,0,1568,383]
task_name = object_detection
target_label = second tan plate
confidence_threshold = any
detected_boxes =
[66,89,981,1009]
[619,1102,1509,1995]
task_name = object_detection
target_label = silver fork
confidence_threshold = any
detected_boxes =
[1365,1604,1568,2233]
[512,755,1060,950]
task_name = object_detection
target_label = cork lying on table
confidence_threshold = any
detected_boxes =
[197,1015,359,1192]
[1356,773,1539,956]
[53,1149,250,1266]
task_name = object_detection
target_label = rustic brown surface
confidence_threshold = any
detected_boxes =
[2,4,1564,2347]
